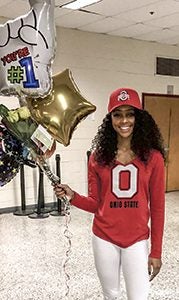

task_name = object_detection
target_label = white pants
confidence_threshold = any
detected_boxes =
[92,234,150,300]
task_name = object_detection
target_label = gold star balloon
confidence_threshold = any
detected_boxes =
[26,69,96,146]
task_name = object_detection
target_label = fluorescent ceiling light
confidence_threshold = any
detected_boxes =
[61,0,102,10]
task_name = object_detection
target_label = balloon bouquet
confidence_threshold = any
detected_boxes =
[0,0,96,189]
[0,1,96,297]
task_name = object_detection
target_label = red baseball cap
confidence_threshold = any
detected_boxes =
[108,88,142,112]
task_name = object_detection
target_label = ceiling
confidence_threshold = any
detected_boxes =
[1,0,179,46]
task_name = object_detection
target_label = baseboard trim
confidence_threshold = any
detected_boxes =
[0,202,56,215]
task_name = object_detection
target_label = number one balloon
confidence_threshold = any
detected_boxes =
[0,0,56,98]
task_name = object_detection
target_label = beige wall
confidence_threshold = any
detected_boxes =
[1,26,179,209]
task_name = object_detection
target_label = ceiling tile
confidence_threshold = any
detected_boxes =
[113,0,179,23]
[55,0,71,6]
[134,27,179,43]
[0,16,8,24]
[0,0,11,7]
[85,0,162,16]
[54,7,72,18]
[0,0,31,19]
[108,23,158,38]
[78,16,134,33]
[170,24,179,31]
[55,10,103,28]
[145,12,179,27]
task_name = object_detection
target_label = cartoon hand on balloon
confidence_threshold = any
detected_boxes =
[0,0,55,98]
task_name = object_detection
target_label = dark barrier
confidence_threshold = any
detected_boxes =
[29,166,49,219]
[51,154,65,216]
[14,163,33,216]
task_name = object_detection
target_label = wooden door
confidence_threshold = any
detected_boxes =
[143,95,170,191]
[143,96,170,149]
[143,94,179,192]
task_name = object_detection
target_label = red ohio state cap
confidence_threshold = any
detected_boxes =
[108,88,142,112]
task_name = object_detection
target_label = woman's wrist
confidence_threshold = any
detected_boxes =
[66,190,75,202]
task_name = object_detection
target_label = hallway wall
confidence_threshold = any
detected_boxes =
[1,26,179,209]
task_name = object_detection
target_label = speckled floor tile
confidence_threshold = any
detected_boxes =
[0,192,178,300]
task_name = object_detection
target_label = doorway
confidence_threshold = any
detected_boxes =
[143,93,179,192]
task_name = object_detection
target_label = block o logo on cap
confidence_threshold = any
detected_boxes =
[118,90,130,101]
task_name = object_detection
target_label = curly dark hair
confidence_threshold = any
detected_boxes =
[91,109,166,166]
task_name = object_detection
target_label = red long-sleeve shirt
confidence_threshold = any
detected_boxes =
[71,150,165,258]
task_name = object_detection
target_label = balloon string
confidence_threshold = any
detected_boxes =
[32,154,73,297]
[34,154,60,184]
[30,153,73,296]
[62,203,72,298]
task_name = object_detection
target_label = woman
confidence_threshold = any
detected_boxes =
[54,88,165,300]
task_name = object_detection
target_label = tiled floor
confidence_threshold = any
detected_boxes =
[0,192,178,300]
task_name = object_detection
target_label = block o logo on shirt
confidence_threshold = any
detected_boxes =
[112,164,138,198]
